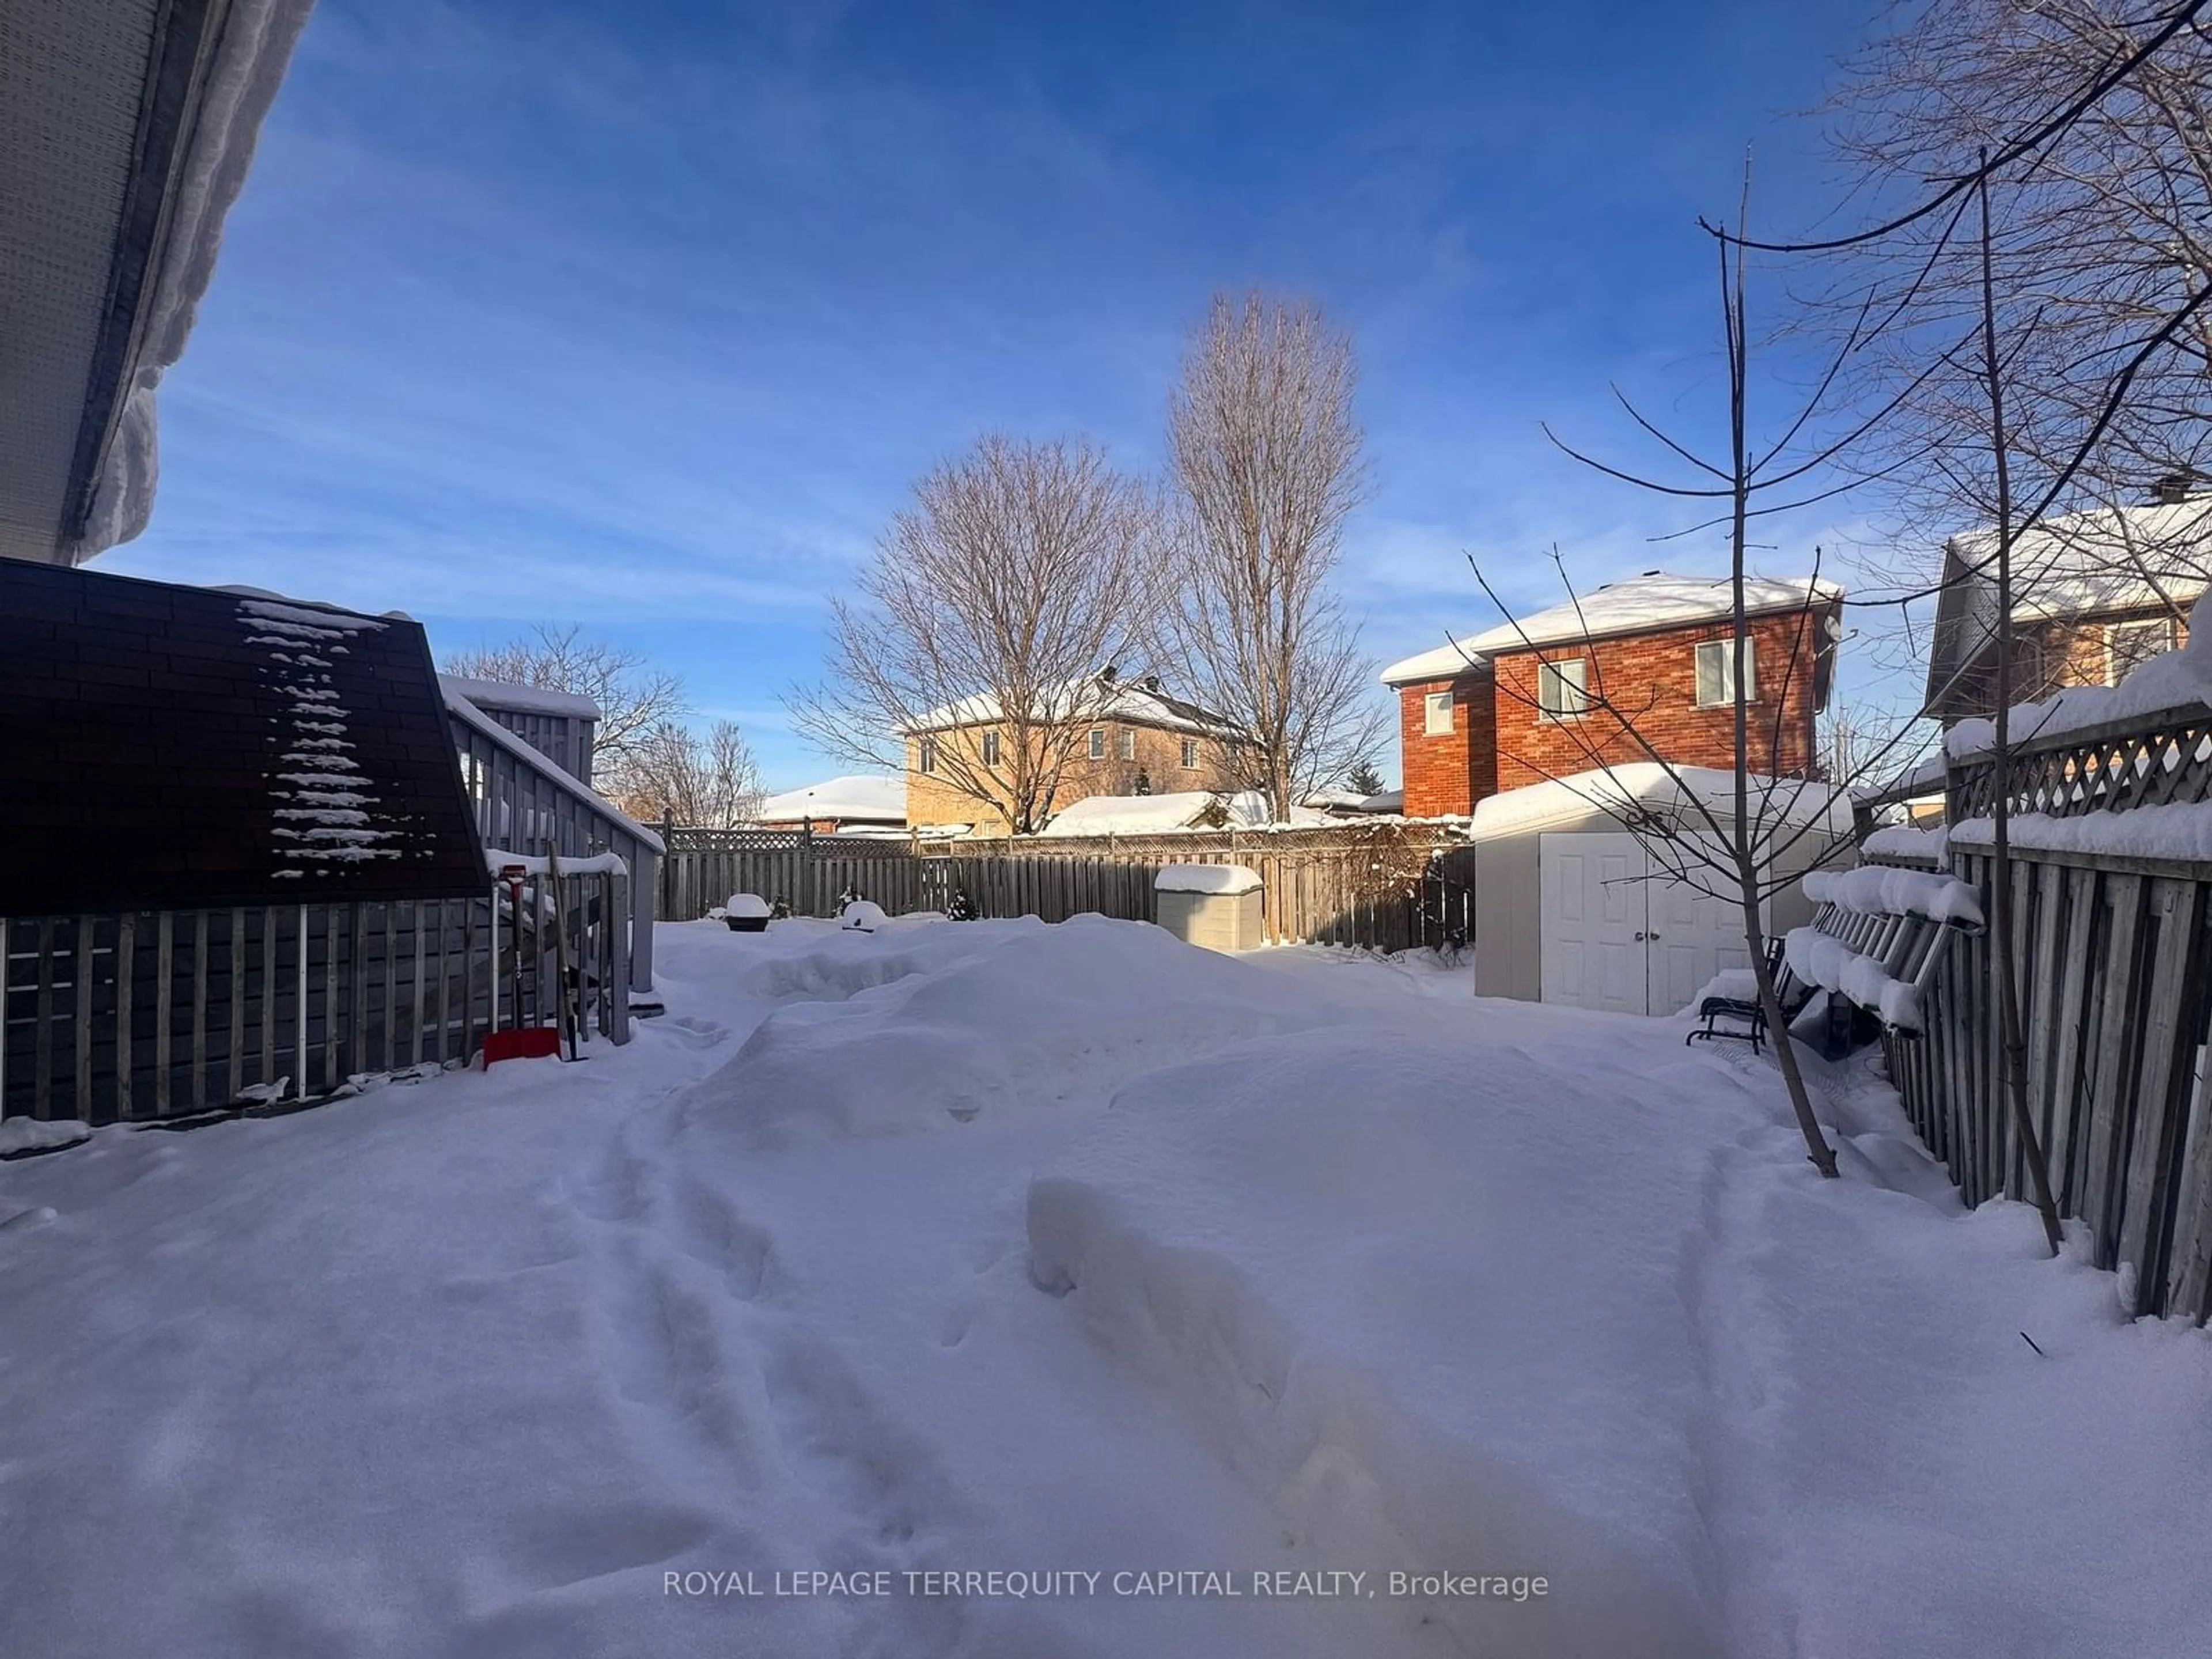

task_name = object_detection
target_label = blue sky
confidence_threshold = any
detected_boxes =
[106,0,1900,788]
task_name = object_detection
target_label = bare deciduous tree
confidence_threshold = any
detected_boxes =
[444,624,688,800]
[1823,0,2212,586]
[618,718,762,828]
[786,435,1161,835]
[1164,290,1387,822]
[1528,167,1967,1180]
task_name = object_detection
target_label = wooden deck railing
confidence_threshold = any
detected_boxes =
[446,694,664,988]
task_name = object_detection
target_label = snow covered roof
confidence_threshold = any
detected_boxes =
[1926,495,2212,719]
[906,674,1235,737]
[1,0,313,563]
[438,675,602,722]
[0,560,490,914]
[1381,572,1843,686]
[757,775,907,825]
[1037,790,1331,837]
[1154,863,1262,895]
[1469,763,1855,842]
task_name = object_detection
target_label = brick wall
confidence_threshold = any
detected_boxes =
[1950,607,2190,720]
[904,721,1236,832]
[1396,671,1497,817]
[1490,609,1829,793]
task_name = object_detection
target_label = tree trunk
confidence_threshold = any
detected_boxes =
[1977,162,2065,1258]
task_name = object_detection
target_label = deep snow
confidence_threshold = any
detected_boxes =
[2,917,2208,1658]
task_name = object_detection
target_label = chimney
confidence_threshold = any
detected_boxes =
[2152,469,2206,505]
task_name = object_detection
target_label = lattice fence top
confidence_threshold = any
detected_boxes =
[1948,703,2212,823]
[661,827,812,854]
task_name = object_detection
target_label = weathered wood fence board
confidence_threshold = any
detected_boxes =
[657,825,1477,952]
[2,868,633,1127]
[1883,844,2212,1321]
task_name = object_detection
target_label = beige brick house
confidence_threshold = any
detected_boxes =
[902,672,1240,834]
[1380,572,1845,817]
[1923,490,2209,725]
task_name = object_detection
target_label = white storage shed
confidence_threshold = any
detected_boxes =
[1471,765,1854,1015]
[1154,863,1264,952]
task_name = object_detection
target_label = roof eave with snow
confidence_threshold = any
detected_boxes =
[3,0,315,563]
[1381,574,1843,687]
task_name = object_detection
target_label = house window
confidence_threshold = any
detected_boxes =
[1088,728,1105,760]
[1694,638,1758,708]
[981,730,1000,766]
[1537,658,1588,719]
[1119,728,1136,762]
[2107,617,2175,685]
[1180,737,1199,770]
[1423,691,1455,735]
[919,737,938,774]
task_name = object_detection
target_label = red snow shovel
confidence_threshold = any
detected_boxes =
[482,1025,560,1066]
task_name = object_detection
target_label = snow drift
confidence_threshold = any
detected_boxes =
[1028,1031,1742,1657]
[685,917,1354,1142]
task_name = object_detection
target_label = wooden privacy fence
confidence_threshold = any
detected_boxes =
[659,824,1477,952]
[1883,704,2212,1322]
[0,866,631,1127]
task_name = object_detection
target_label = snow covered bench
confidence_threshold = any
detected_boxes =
[1782,866,1984,1038]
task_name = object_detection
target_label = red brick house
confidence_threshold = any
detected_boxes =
[1381,572,1844,817]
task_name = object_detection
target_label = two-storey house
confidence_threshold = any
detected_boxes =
[902,671,1241,835]
[1381,571,1844,817]
[1923,486,2209,725]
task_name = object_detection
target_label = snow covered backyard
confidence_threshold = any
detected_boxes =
[3,916,2209,1658]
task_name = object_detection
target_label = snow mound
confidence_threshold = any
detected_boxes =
[1862,823,1948,865]
[0,1119,93,1158]
[1027,1031,1736,1658]
[724,892,771,919]
[841,900,887,932]
[690,918,1350,1142]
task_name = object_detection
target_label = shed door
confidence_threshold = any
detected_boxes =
[1538,832,1648,1014]
[1645,834,1762,1016]
[1538,832,1764,1016]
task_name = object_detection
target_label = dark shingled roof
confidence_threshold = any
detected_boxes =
[0,562,487,915]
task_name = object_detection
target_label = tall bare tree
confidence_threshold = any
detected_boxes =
[444,623,688,800]
[1529,165,1969,1180]
[786,435,1161,835]
[1822,0,2212,585]
[618,718,762,828]
[1164,290,1386,822]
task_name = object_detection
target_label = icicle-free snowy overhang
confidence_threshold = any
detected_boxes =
[0,0,314,563]
[0,563,488,915]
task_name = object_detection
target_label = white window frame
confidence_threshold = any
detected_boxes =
[1537,658,1588,720]
[1088,727,1105,760]
[1423,691,1455,735]
[1118,728,1136,762]
[918,737,938,775]
[1694,638,1757,709]
[2105,616,2175,685]
[1179,737,1199,770]
[981,729,1000,767]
